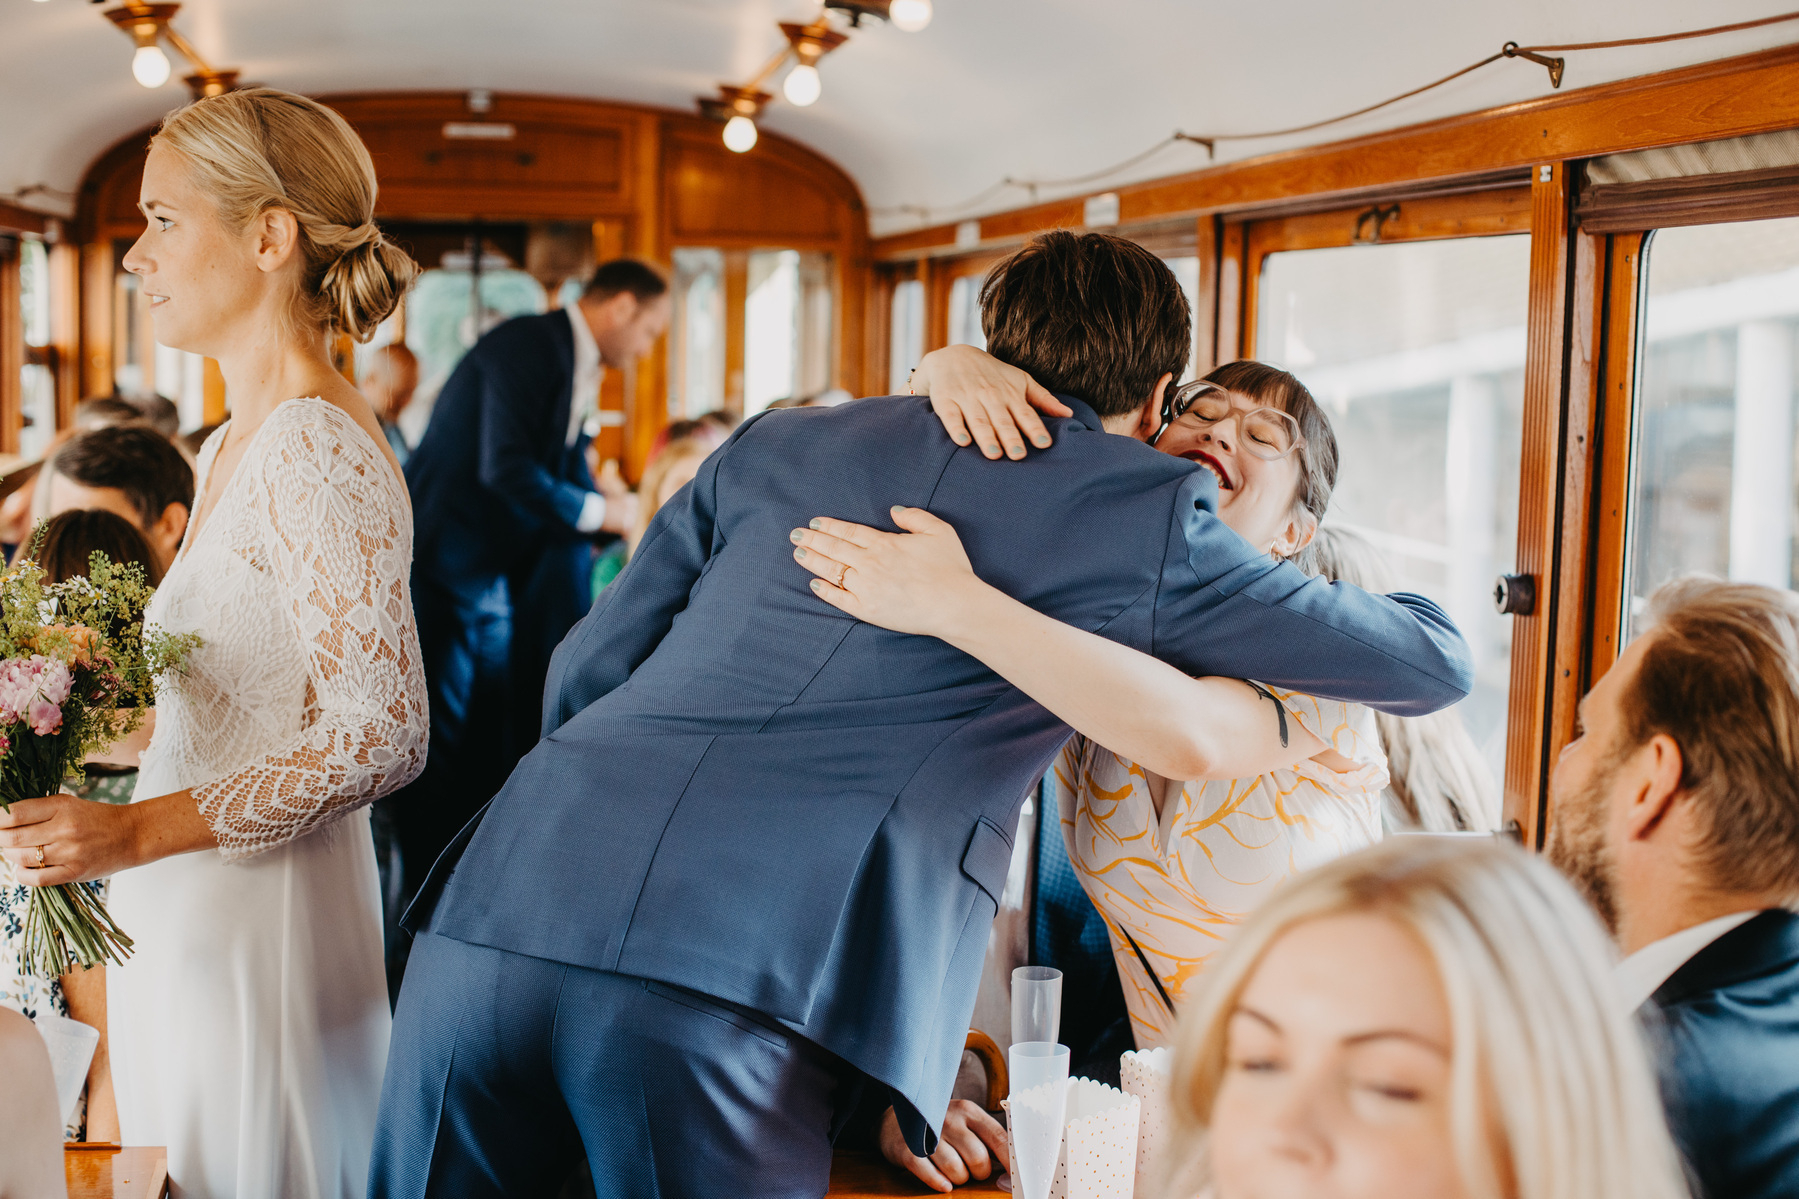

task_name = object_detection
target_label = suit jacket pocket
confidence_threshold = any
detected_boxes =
[961,817,1014,905]
[616,786,898,1025]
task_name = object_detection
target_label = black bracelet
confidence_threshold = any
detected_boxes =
[1247,681,1290,748]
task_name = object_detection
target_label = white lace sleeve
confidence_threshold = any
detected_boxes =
[193,413,428,860]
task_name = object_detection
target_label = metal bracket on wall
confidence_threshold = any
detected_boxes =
[1352,204,1401,244]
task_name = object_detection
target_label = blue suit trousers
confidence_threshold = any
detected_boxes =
[369,930,849,1199]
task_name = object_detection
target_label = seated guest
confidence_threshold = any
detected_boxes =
[1548,578,1799,1199]
[627,437,711,558]
[360,343,420,464]
[1165,837,1688,1199]
[0,1007,66,1197]
[36,425,192,572]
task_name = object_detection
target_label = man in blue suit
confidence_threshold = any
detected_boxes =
[371,231,1473,1198]
[388,260,667,946]
[1548,577,1799,1199]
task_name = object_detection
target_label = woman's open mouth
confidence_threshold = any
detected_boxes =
[1182,450,1234,490]
[147,293,169,308]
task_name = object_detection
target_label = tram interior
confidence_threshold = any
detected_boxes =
[6,2,1799,1197]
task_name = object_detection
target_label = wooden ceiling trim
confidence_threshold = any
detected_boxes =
[873,42,1799,260]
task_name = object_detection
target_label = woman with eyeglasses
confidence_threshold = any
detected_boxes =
[792,343,1388,1059]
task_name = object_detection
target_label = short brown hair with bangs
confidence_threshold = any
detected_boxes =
[1624,578,1799,898]
[980,231,1191,418]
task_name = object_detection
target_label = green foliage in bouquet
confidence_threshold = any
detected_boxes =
[0,545,200,976]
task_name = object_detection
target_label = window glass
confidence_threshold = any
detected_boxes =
[404,265,546,407]
[1256,235,1531,779]
[948,274,986,350]
[1625,217,1799,638]
[745,250,800,415]
[669,247,725,419]
[890,278,925,394]
[19,238,53,458]
[1162,255,1201,379]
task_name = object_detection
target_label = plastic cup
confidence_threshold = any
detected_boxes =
[1005,1041,1070,1199]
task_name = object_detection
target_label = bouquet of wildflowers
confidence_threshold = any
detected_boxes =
[0,545,199,976]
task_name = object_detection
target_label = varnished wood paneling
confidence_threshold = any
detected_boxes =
[0,238,23,455]
[79,243,113,398]
[1216,220,1246,366]
[1504,164,1574,848]
[1192,215,1220,377]
[1585,234,1646,685]
[0,202,49,236]
[1242,189,1532,255]
[664,133,843,244]
[874,43,1799,260]
[50,241,79,427]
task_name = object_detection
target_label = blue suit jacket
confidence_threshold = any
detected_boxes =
[407,310,595,585]
[425,394,1473,1150]
[1651,909,1799,1199]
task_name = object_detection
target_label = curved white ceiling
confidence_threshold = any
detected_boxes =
[3,0,1796,236]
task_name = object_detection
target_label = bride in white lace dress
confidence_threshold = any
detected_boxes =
[0,90,425,1197]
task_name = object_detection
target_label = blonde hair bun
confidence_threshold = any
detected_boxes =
[153,87,418,343]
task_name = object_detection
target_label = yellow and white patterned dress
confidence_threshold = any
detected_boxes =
[1054,686,1388,1048]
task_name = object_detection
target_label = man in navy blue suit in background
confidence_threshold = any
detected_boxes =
[1548,578,1799,1199]
[387,259,667,954]
[371,232,1474,1198]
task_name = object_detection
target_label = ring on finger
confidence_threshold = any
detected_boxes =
[836,563,851,588]
[34,845,45,868]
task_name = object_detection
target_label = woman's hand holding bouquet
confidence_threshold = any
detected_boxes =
[0,545,197,976]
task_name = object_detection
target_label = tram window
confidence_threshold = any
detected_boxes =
[18,237,54,458]
[669,247,725,419]
[1625,217,1799,639]
[1255,235,1531,777]
[948,275,986,350]
[1163,255,1201,378]
[890,278,925,394]
[404,263,546,401]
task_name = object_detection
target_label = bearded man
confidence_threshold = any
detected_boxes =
[1548,577,1799,1199]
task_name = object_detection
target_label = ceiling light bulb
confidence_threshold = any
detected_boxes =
[132,44,172,88]
[722,115,759,153]
[890,0,933,32]
[783,63,822,107]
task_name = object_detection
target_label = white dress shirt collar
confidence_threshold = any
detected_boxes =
[1616,909,1762,1013]
[565,304,602,448]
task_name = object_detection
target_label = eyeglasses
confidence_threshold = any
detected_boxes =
[1150,380,1306,461]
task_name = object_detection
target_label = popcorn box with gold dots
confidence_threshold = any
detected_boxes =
[1047,1076,1141,1199]
[1120,1046,1172,1189]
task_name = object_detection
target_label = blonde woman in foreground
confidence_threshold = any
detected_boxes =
[0,89,427,1196]
[1162,837,1688,1199]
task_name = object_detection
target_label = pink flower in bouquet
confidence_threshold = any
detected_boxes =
[25,697,61,735]
[0,655,73,733]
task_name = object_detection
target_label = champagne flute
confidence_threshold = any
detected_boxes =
[997,965,1063,1191]
[1004,1042,1070,1199]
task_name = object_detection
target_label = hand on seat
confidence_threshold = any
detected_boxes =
[878,1100,1009,1193]
[912,344,1070,461]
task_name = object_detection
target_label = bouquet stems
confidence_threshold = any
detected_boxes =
[21,877,133,977]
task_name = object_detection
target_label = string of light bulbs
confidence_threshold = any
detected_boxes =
[872,7,1799,223]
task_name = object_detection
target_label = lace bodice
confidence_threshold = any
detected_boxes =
[138,398,428,861]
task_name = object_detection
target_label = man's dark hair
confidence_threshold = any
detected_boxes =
[584,258,668,304]
[51,425,194,527]
[980,230,1191,417]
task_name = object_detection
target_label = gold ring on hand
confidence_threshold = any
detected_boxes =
[836,564,851,588]
[34,845,45,868]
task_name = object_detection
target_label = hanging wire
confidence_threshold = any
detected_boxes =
[874,8,1799,224]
